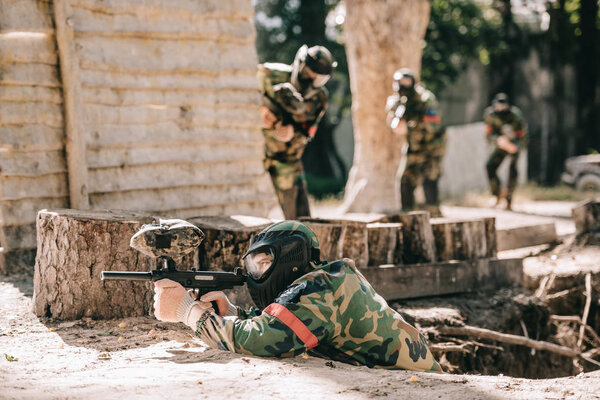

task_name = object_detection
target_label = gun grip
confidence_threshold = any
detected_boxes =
[211,301,219,315]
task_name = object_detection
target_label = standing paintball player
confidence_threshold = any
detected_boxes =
[484,93,527,210]
[257,45,335,219]
[153,221,442,373]
[386,68,445,216]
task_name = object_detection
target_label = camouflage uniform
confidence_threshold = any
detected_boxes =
[257,63,329,219]
[386,86,445,213]
[484,106,526,203]
[195,258,442,372]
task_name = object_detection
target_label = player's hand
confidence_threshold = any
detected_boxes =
[200,291,237,317]
[154,279,201,323]
[497,135,518,154]
[260,106,277,129]
[274,122,294,142]
[392,119,408,136]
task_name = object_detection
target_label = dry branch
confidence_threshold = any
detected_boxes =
[440,325,600,368]
[550,315,600,346]
[578,273,593,348]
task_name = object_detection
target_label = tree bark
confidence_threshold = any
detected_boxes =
[366,222,403,266]
[342,0,431,213]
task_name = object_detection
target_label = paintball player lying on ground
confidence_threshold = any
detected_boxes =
[153,221,442,372]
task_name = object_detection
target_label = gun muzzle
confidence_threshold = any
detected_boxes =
[101,271,153,281]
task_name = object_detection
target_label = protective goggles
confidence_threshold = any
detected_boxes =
[243,247,276,280]
[301,66,331,88]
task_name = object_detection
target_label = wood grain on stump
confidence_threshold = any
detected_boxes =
[366,222,403,266]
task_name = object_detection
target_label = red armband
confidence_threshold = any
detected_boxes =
[264,303,318,349]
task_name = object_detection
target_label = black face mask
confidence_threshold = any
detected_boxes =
[398,85,415,97]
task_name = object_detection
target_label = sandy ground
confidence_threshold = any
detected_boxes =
[2,277,600,400]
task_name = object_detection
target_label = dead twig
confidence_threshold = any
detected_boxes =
[440,325,600,368]
[429,343,471,354]
[577,273,593,349]
[545,288,577,300]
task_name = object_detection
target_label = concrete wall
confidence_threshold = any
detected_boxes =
[0,0,277,274]
[439,122,527,198]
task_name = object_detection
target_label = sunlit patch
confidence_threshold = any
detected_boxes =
[1,31,50,39]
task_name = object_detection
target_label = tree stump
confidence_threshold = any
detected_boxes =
[572,199,600,237]
[382,211,436,264]
[483,217,497,258]
[366,222,403,266]
[430,218,488,261]
[302,222,344,263]
[33,209,159,320]
[189,216,272,272]
[300,217,369,267]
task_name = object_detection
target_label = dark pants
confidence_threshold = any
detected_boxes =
[486,147,519,202]
[400,176,440,210]
[269,175,311,219]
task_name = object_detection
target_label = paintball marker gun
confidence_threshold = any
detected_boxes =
[101,219,247,308]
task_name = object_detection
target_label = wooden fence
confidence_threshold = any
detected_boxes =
[0,0,277,273]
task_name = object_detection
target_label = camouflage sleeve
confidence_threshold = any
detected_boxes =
[483,107,498,138]
[421,93,441,134]
[305,89,329,138]
[257,64,275,98]
[196,293,333,357]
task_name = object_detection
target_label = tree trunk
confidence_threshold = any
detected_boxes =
[342,0,431,213]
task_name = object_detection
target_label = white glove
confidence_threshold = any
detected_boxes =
[200,291,238,317]
[153,279,210,327]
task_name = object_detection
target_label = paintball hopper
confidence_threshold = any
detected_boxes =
[130,219,205,260]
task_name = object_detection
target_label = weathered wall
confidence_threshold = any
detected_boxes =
[0,0,69,273]
[0,0,277,274]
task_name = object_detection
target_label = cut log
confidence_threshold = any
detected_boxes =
[483,217,497,257]
[430,218,488,261]
[382,211,436,264]
[572,199,600,236]
[302,222,344,263]
[496,223,558,251]
[189,215,272,273]
[366,222,403,266]
[300,217,369,267]
[32,209,159,319]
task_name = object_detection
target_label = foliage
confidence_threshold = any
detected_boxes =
[422,0,505,93]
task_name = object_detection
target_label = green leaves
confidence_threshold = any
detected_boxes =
[4,354,18,362]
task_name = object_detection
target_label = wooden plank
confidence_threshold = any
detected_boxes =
[0,86,63,103]
[0,223,37,250]
[0,125,65,151]
[0,63,61,87]
[87,160,265,193]
[0,248,36,275]
[0,32,57,65]
[84,123,261,148]
[0,0,55,31]
[0,102,64,127]
[81,87,259,107]
[88,179,274,212]
[166,199,276,221]
[0,150,66,175]
[54,0,90,209]
[86,142,263,169]
[71,6,255,40]
[77,37,258,71]
[81,103,259,126]
[360,258,524,301]
[70,0,254,19]
[0,197,69,225]
[80,68,258,90]
[0,174,69,200]
[496,223,558,251]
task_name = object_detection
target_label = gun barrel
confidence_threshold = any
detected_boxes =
[101,271,153,281]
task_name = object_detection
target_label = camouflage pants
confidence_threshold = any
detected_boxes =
[486,147,519,202]
[401,152,443,211]
[265,158,310,219]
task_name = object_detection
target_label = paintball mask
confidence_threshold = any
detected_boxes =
[292,45,337,92]
[243,221,320,309]
[392,68,416,97]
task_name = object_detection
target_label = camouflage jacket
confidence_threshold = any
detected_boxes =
[386,85,444,155]
[257,63,329,163]
[196,259,442,372]
[483,106,526,146]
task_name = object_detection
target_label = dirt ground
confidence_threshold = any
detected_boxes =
[3,201,600,399]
